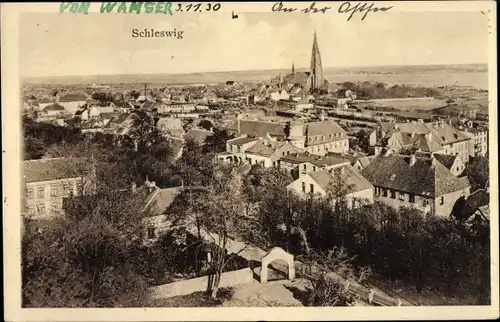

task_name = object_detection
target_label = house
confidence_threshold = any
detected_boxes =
[218,136,260,164]
[279,152,350,179]
[361,154,471,217]
[415,152,466,177]
[156,117,185,138]
[287,165,374,209]
[36,97,54,111]
[57,93,88,115]
[89,104,115,118]
[42,103,68,117]
[226,118,349,156]
[352,155,376,172]
[373,120,472,163]
[461,127,488,157]
[23,157,96,219]
[244,138,303,167]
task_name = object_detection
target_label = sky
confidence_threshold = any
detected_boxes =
[20,10,489,77]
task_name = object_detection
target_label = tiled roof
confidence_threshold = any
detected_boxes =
[425,122,470,144]
[305,120,346,136]
[309,165,374,194]
[38,98,53,104]
[280,153,349,167]
[227,136,260,146]
[357,156,376,168]
[361,155,470,197]
[284,72,310,85]
[59,93,87,102]
[184,128,213,145]
[24,157,92,183]
[245,139,287,157]
[229,120,287,138]
[43,103,66,111]
[145,186,183,216]
[432,153,458,170]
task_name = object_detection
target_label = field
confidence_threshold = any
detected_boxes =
[23,64,488,90]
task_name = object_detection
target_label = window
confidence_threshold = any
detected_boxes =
[27,206,35,216]
[51,184,58,197]
[313,166,317,172]
[382,189,387,197]
[310,184,314,194]
[303,164,307,171]
[27,188,34,199]
[399,192,405,201]
[272,161,276,167]
[302,182,306,193]
[52,203,60,212]
[237,145,241,153]
[63,183,70,195]
[409,194,415,203]
[375,187,379,195]
[422,199,429,207]
[440,196,444,205]
[390,190,396,199]
[76,181,83,193]
[326,147,329,152]
[37,204,45,214]
[37,187,44,198]
[147,226,156,239]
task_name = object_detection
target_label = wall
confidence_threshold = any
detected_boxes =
[246,154,272,167]
[149,268,253,299]
[25,177,81,219]
[305,138,349,156]
[434,188,470,217]
[287,174,326,196]
[374,185,469,217]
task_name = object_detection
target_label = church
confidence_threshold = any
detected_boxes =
[271,31,329,95]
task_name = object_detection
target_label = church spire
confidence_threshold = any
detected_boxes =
[309,30,324,92]
[292,61,295,75]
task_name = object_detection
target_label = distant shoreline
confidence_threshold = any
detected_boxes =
[22,63,488,89]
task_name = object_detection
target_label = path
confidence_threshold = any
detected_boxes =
[186,224,411,306]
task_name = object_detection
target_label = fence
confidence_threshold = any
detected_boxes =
[150,267,253,299]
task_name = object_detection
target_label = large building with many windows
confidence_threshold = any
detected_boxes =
[23,157,96,219]
[361,154,471,217]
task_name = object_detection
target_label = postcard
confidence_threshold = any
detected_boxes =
[2,1,498,321]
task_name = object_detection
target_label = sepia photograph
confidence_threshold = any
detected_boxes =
[2,1,498,321]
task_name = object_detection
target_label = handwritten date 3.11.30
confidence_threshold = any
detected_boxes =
[271,1,393,21]
[175,3,221,12]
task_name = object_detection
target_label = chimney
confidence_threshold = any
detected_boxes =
[409,154,417,166]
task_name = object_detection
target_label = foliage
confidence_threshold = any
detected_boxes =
[202,127,235,154]
[466,155,489,191]
[337,81,442,100]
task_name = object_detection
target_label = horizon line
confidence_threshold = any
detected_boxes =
[22,62,488,80]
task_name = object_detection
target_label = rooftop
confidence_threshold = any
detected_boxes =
[361,155,470,197]
[24,157,92,183]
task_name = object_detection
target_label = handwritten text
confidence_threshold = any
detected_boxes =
[338,2,394,21]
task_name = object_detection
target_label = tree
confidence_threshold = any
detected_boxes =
[202,128,234,154]
[466,155,489,191]
[22,153,152,307]
[197,165,247,299]
[198,119,214,131]
[300,248,371,306]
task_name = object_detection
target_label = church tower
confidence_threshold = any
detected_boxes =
[309,31,324,92]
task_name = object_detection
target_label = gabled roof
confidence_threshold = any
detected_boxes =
[361,155,470,197]
[227,136,260,146]
[308,166,373,194]
[280,153,349,168]
[425,122,470,144]
[144,186,183,216]
[305,120,346,136]
[245,139,288,157]
[227,119,286,138]
[24,157,92,183]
